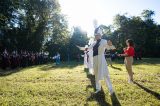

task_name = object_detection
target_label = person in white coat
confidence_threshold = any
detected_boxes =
[88,27,114,94]
[84,45,89,68]
[77,45,94,75]
[87,47,94,75]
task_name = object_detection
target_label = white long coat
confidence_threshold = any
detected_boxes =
[89,39,109,81]
[84,51,89,68]
[88,49,94,75]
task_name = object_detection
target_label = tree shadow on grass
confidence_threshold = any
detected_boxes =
[85,69,121,106]
[0,61,81,76]
[133,58,160,66]
[0,68,24,77]
[0,64,40,77]
[113,58,160,66]
[39,61,80,71]
[134,81,160,100]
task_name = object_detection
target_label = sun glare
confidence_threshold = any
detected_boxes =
[59,0,160,36]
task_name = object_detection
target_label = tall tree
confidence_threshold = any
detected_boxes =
[112,10,160,57]
[69,27,88,60]
[0,0,63,52]
[141,10,155,21]
[44,14,70,60]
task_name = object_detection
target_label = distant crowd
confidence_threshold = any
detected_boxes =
[0,49,49,70]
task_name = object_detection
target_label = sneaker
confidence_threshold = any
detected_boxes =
[128,79,134,84]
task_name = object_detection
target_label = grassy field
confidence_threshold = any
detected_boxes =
[0,58,160,106]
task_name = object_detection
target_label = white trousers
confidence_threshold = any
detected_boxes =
[93,55,114,93]
[95,75,114,93]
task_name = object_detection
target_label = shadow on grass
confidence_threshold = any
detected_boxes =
[112,58,160,66]
[0,65,39,77]
[134,81,160,100]
[39,61,81,71]
[0,61,81,76]
[0,68,22,77]
[110,66,122,71]
[85,69,121,106]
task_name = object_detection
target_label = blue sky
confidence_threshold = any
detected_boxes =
[59,0,160,36]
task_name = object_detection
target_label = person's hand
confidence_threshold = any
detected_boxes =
[76,45,85,51]
[117,54,121,57]
[76,45,80,48]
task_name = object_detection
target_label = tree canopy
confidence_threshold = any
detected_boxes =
[102,10,160,57]
[0,0,160,60]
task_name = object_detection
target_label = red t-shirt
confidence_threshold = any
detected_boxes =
[125,46,135,56]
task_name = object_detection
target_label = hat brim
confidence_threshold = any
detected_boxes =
[94,33,102,36]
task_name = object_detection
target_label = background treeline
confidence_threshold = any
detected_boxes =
[0,0,160,60]
[0,0,87,60]
[102,10,160,57]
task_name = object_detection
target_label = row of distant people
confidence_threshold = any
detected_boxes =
[0,49,50,70]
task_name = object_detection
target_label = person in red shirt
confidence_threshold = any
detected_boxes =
[118,39,135,83]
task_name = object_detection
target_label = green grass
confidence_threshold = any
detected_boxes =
[0,58,160,106]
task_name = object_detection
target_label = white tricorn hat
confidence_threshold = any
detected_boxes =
[94,27,103,36]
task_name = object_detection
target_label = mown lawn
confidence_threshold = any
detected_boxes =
[0,58,160,106]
